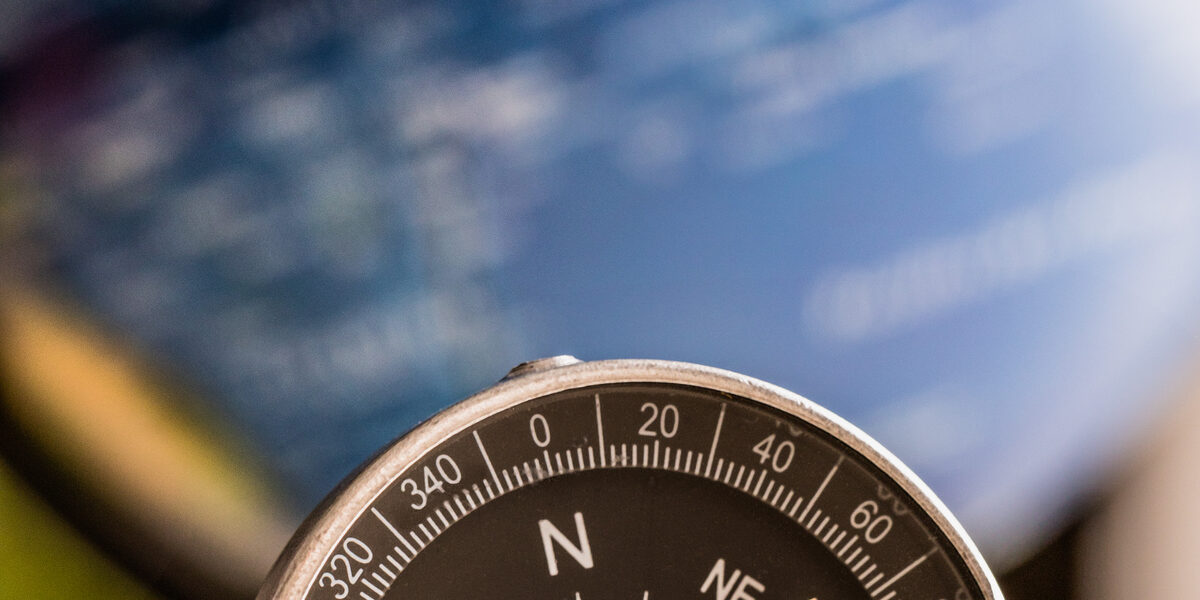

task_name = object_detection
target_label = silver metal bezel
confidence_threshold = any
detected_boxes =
[259,358,1003,599]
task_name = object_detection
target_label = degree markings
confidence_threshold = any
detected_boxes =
[398,534,417,558]
[822,522,840,543]
[350,400,932,600]
[798,457,843,524]
[764,479,778,502]
[704,403,726,477]
[360,447,918,600]
[372,507,404,541]
[838,535,859,557]
[783,490,799,516]
[610,439,906,597]
[595,394,606,467]
[853,554,872,573]
[752,469,768,496]
[371,571,388,588]
[372,572,393,590]
[385,555,402,575]
[473,431,503,492]
[814,515,831,537]
[870,548,936,598]
[865,571,884,589]
[734,465,753,489]
[807,509,824,529]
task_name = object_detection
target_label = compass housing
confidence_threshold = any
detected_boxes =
[259,358,1003,600]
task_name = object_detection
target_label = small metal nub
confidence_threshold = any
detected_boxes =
[502,355,582,380]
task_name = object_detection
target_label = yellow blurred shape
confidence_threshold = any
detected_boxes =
[0,289,295,593]
[0,457,159,599]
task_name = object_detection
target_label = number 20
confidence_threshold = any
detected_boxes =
[638,403,679,438]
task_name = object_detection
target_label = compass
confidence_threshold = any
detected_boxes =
[259,357,1002,600]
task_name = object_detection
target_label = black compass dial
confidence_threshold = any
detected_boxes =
[390,467,868,599]
[260,360,999,600]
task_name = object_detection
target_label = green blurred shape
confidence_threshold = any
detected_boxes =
[0,458,159,599]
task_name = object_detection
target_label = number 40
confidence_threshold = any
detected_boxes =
[751,434,795,473]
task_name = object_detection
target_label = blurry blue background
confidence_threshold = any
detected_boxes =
[2,0,1200,597]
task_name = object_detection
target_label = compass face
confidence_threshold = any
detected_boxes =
[260,360,999,600]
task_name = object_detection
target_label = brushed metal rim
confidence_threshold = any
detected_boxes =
[259,358,1003,599]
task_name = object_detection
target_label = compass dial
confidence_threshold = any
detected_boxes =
[260,359,1001,600]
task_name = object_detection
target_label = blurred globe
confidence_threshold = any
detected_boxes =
[2,0,1200,594]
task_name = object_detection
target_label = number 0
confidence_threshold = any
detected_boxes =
[530,414,551,447]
